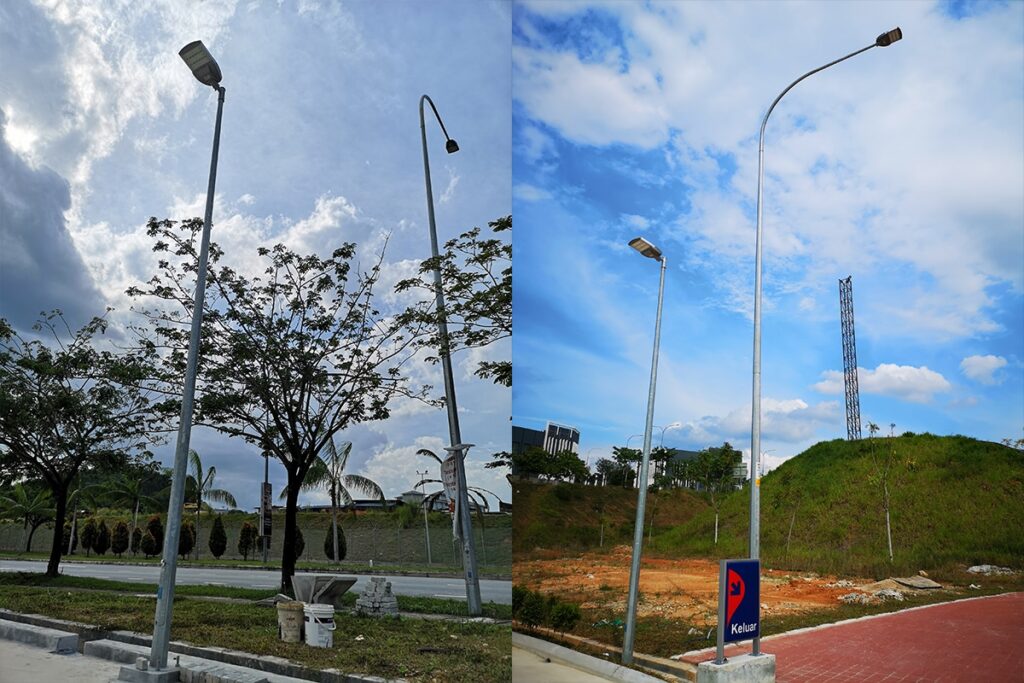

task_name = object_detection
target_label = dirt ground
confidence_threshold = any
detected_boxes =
[515,545,878,628]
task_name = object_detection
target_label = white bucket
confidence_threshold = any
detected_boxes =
[276,600,304,643]
[303,602,336,648]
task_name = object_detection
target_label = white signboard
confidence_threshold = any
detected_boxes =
[441,452,460,540]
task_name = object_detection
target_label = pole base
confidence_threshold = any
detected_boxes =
[114,664,179,682]
[697,653,775,683]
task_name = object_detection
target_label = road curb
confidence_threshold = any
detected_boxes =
[0,617,78,653]
[513,631,668,682]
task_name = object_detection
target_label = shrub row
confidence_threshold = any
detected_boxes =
[512,586,582,634]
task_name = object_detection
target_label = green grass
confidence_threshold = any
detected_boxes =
[513,480,707,557]
[0,583,510,681]
[0,572,512,619]
[651,435,1024,577]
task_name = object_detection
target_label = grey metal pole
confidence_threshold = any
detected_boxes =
[262,451,269,564]
[150,84,225,672]
[419,94,482,615]
[417,469,432,564]
[622,254,666,665]
[750,35,893,656]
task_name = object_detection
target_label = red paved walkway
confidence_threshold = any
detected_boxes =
[682,592,1024,682]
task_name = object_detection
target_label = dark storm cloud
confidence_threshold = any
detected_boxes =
[0,110,105,332]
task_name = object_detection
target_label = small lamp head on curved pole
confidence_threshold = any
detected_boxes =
[629,236,663,261]
[179,40,222,87]
[445,139,459,154]
[875,27,903,47]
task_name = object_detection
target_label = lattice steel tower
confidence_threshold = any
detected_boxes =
[839,276,862,440]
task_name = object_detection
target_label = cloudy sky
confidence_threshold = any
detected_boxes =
[511,0,1023,472]
[0,1,511,509]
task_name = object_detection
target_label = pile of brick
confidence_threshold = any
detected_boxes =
[355,577,399,617]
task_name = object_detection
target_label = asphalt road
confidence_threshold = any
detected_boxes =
[0,560,512,604]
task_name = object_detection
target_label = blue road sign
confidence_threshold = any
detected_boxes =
[723,558,760,643]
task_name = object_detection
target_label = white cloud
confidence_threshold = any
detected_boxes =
[680,397,840,445]
[960,354,1007,385]
[439,167,460,204]
[622,213,650,231]
[814,364,952,403]
[513,183,552,202]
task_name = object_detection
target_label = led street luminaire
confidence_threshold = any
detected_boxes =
[629,237,663,261]
[179,40,222,86]
[875,27,903,47]
[446,139,459,154]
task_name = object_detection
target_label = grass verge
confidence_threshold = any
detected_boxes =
[0,572,511,620]
[0,581,511,682]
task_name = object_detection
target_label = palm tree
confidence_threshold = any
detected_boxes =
[186,449,238,560]
[0,483,54,552]
[282,440,383,564]
[96,474,159,538]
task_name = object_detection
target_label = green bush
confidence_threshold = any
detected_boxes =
[80,518,97,557]
[512,585,528,620]
[130,527,142,556]
[111,521,130,557]
[60,521,78,555]
[550,602,582,633]
[323,526,347,561]
[140,530,159,557]
[178,521,196,559]
[145,515,164,549]
[93,521,110,556]
[237,521,256,560]
[519,590,548,630]
[208,516,227,559]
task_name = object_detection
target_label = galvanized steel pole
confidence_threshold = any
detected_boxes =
[622,254,666,665]
[419,94,482,615]
[149,84,225,671]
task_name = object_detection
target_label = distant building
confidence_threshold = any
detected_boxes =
[544,421,580,455]
[512,425,545,455]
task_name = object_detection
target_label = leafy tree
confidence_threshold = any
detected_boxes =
[595,458,631,487]
[111,521,130,557]
[93,473,159,540]
[140,530,159,558]
[186,449,237,560]
[323,525,347,561]
[178,520,196,559]
[396,215,511,386]
[131,527,142,556]
[489,446,587,482]
[238,521,257,561]
[145,515,164,550]
[208,515,227,559]
[866,422,909,564]
[612,447,642,488]
[80,518,98,557]
[281,439,380,565]
[692,442,743,545]
[93,520,111,555]
[0,482,53,552]
[127,218,431,592]
[0,313,163,576]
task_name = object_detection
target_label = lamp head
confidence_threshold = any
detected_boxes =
[875,27,902,47]
[179,40,222,87]
[446,139,459,154]
[628,236,663,261]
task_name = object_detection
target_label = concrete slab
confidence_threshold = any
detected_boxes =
[696,653,776,683]
[0,616,78,652]
[0,639,124,683]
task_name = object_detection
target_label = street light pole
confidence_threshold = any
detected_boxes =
[417,469,432,565]
[748,28,902,657]
[419,94,482,615]
[622,237,667,665]
[148,40,225,674]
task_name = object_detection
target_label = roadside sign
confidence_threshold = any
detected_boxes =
[441,452,460,538]
[260,482,272,537]
[715,558,760,663]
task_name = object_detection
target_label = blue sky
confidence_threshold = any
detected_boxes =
[512,0,1023,472]
[0,1,511,509]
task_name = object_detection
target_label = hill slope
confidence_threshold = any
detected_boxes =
[654,434,1024,576]
[513,479,707,557]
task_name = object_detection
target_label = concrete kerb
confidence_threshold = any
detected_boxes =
[0,609,396,683]
[0,617,78,653]
[513,632,669,683]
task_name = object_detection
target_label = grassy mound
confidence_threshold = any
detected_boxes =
[654,434,1024,577]
[513,479,707,557]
